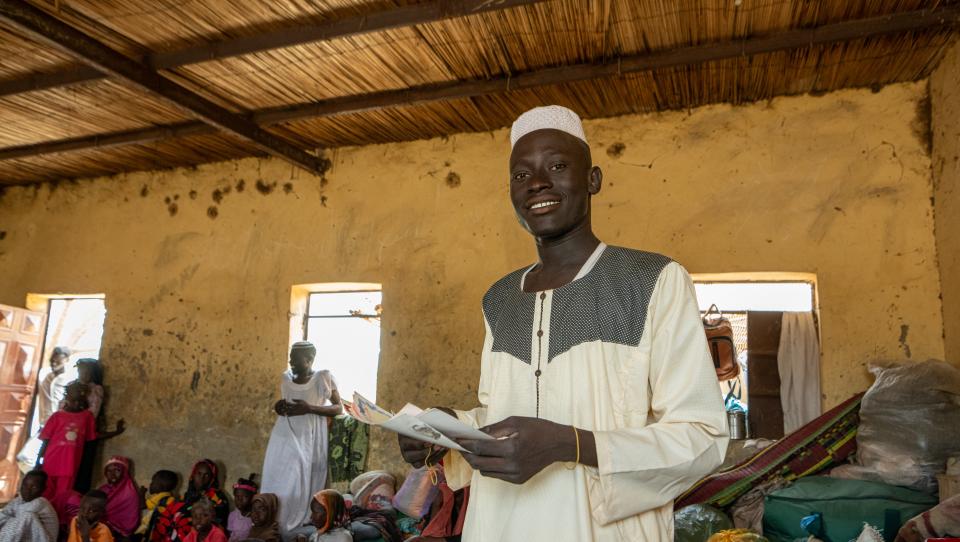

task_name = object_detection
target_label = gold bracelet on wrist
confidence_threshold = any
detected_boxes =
[566,426,580,470]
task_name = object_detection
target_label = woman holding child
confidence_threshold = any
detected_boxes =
[260,341,342,535]
[152,460,228,541]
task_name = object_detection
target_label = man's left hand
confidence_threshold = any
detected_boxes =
[457,416,568,484]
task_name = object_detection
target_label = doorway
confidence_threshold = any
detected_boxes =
[3,295,106,500]
[28,297,107,436]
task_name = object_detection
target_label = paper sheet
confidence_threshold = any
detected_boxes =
[345,393,493,453]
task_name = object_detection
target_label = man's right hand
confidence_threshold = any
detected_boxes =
[273,399,287,416]
[398,435,447,468]
[398,406,456,467]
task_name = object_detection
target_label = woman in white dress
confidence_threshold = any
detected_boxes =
[260,341,342,537]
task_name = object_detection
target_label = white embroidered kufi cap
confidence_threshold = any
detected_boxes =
[510,105,587,149]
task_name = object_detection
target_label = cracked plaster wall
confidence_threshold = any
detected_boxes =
[932,40,960,363]
[0,81,945,485]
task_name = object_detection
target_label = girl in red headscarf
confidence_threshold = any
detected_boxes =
[99,456,140,537]
[152,459,228,541]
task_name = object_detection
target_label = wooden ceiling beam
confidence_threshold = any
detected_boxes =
[0,122,210,159]
[0,65,102,96]
[0,0,549,98]
[0,0,327,174]
[2,4,958,163]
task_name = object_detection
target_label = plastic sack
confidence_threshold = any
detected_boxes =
[350,470,396,510]
[730,475,789,533]
[392,465,442,519]
[895,494,960,542]
[838,360,960,493]
[725,379,747,413]
[675,504,733,542]
[856,524,886,542]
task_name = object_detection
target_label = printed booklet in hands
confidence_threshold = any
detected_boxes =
[343,392,493,452]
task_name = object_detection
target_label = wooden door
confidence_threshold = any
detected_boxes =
[0,303,46,502]
[747,311,784,439]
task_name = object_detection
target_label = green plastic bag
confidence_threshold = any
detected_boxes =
[675,504,734,542]
[763,476,937,542]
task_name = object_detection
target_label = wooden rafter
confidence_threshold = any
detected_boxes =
[0,0,327,174]
[1,4,958,162]
[0,0,550,98]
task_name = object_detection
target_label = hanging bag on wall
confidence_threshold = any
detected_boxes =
[702,304,740,381]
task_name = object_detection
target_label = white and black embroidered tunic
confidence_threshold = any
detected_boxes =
[447,243,729,541]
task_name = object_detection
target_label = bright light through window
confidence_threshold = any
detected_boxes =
[304,290,382,402]
[44,298,107,361]
[694,282,814,312]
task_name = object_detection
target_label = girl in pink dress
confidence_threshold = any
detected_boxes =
[38,383,124,524]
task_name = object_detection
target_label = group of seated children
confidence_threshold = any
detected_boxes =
[1,456,472,542]
[0,457,356,542]
[142,462,354,542]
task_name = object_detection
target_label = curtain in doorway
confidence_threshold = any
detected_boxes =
[777,312,821,434]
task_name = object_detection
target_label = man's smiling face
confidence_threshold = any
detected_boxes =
[509,128,600,241]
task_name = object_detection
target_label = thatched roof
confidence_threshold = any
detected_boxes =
[0,0,956,184]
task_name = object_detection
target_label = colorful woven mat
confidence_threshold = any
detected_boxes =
[676,392,863,509]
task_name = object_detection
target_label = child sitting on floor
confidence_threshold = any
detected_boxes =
[67,490,113,542]
[247,493,280,542]
[152,459,229,541]
[99,455,140,538]
[0,469,58,541]
[184,498,227,542]
[227,474,257,542]
[135,470,178,541]
[294,490,352,542]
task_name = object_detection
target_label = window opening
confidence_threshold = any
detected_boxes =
[302,289,382,402]
[694,281,814,313]
[693,279,816,411]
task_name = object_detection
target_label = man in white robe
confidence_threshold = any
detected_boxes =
[260,342,343,538]
[18,347,73,473]
[398,106,729,541]
[0,470,58,542]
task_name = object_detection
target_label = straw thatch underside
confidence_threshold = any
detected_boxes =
[0,0,955,184]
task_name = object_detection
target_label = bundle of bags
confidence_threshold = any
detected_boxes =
[832,360,960,493]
